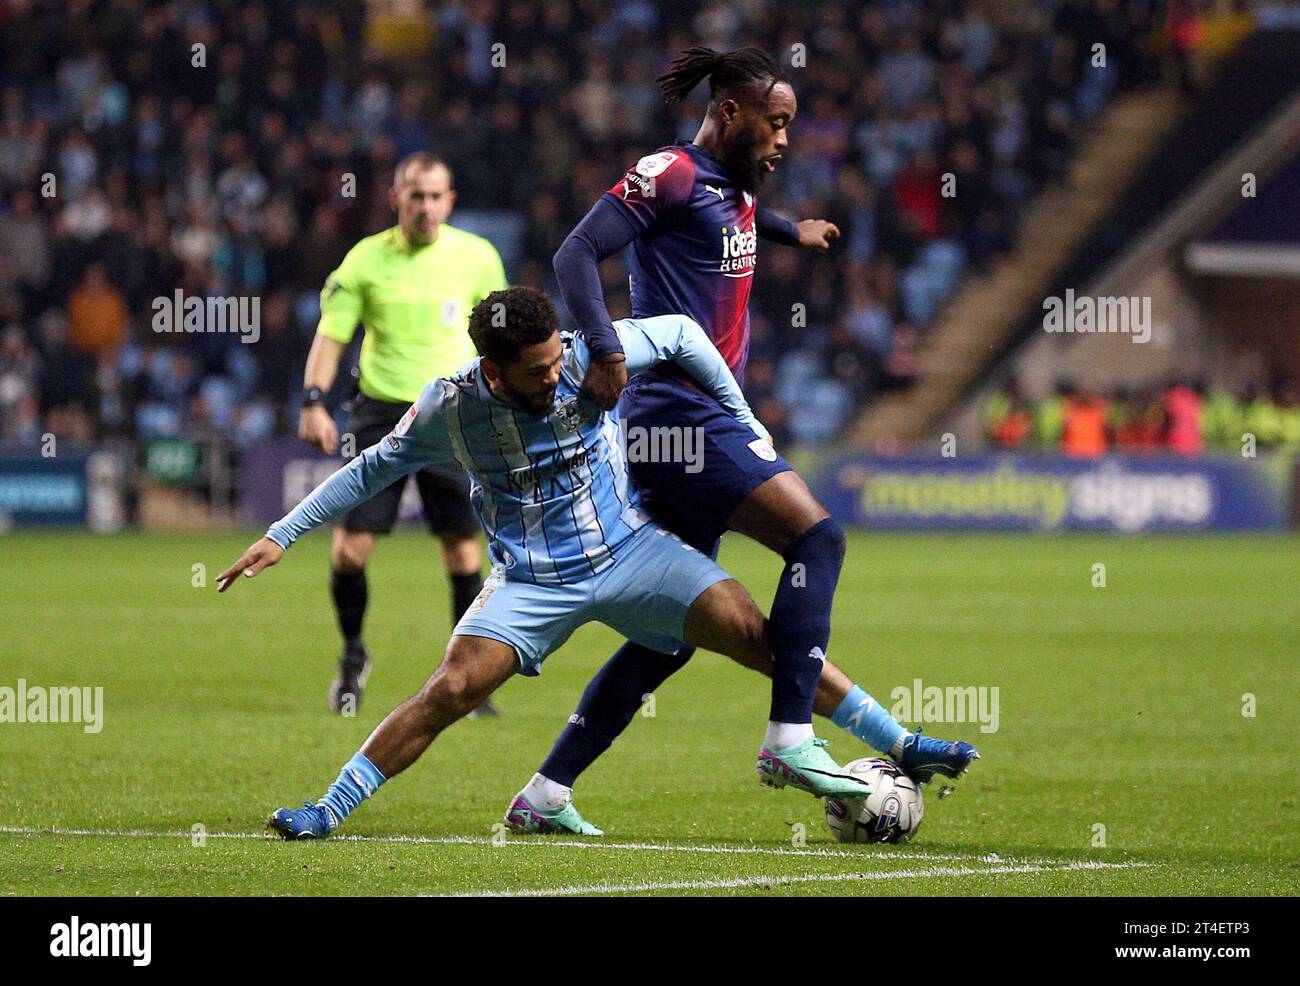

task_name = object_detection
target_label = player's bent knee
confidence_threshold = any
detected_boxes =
[685,579,770,668]
[332,530,374,574]
[419,666,474,718]
[787,516,846,567]
[735,610,770,669]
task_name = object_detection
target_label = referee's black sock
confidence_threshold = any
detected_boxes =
[330,569,368,648]
[450,572,483,624]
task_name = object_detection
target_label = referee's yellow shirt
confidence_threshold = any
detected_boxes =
[316,224,507,404]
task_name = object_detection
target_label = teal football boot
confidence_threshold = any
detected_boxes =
[756,737,874,798]
[503,793,604,836]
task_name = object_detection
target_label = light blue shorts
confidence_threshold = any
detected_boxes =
[453,524,731,676]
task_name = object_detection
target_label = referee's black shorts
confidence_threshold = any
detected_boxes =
[339,395,477,537]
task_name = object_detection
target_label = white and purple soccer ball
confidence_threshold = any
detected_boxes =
[824,757,924,844]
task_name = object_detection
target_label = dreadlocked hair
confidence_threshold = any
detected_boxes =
[657,46,787,107]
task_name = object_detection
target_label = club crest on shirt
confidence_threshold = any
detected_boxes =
[552,395,583,430]
[442,299,462,324]
[748,437,777,461]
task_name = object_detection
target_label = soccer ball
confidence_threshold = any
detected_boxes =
[824,757,924,844]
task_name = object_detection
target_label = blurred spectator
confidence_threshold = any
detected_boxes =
[1111,388,1162,452]
[0,324,41,446]
[1035,382,1069,449]
[0,190,51,295]
[1161,382,1204,456]
[1242,383,1281,447]
[983,378,1300,456]
[1062,387,1110,458]
[983,376,1034,449]
[66,263,129,361]
[1202,384,1244,448]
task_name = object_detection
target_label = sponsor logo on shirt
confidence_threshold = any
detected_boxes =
[504,445,592,497]
[721,222,758,277]
[620,172,656,200]
[394,405,418,437]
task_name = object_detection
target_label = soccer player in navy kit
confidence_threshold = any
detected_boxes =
[517,47,979,832]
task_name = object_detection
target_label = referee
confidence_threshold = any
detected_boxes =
[298,152,506,715]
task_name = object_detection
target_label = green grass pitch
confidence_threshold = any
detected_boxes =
[1,529,1297,896]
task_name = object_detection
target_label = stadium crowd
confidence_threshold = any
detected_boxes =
[0,0,1163,456]
[983,378,1300,457]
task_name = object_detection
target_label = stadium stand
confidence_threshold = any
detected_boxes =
[0,0,1162,471]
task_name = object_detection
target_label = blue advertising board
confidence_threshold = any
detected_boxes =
[812,454,1292,532]
[0,451,127,530]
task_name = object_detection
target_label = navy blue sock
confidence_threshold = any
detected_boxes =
[538,641,693,787]
[768,518,846,723]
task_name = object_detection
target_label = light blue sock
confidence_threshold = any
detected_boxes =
[831,685,907,756]
[319,751,387,829]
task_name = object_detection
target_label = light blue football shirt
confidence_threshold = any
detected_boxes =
[266,315,768,585]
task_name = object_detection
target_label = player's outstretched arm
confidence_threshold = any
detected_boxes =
[214,451,405,594]
[216,537,284,592]
[755,205,839,253]
[224,382,456,576]
[794,218,840,252]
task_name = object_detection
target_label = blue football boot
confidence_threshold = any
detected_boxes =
[896,728,980,783]
[267,801,335,840]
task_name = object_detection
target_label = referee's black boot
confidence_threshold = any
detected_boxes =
[328,642,372,715]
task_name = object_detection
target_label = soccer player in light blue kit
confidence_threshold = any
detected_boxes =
[217,287,872,838]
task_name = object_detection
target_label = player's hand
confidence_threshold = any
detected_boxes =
[583,354,628,411]
[796,219,840,253]
[217,537,285,592]
[298,404,338,454]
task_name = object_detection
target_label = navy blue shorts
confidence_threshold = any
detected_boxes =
[619,374,792,554]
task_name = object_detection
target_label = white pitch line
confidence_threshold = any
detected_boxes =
[449,860,1153,897]
[0,824,1032,865]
